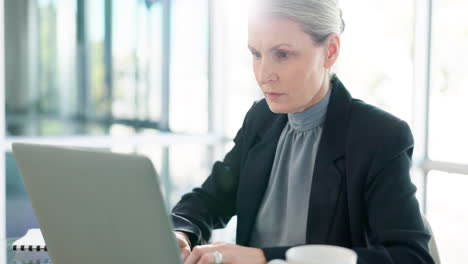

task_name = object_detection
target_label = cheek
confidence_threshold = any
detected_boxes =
[252,61,261,82]
[284,61,315,87]
[286,61,322,97]
[301,57,321,77]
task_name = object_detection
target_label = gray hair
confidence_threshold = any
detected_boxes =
[250,0,345,45]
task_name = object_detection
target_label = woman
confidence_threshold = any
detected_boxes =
[171,0,434,263]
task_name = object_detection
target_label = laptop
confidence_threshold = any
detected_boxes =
[12,143,182,264]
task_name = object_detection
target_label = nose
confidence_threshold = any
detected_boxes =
[257,58,278,85]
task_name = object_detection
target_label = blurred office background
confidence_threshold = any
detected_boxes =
[1,0,467,263]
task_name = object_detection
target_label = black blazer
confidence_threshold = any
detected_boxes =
[171,76,434,264]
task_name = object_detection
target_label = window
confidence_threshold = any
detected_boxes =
[427,171,468,263]
[428,0,468,164]
[169,0,209,134]
[336,0,415,125]
[5,0,169,137]
[4,0,216,238]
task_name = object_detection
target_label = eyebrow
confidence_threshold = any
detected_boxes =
[248,43,293,52]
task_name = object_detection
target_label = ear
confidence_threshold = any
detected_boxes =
[323,34,340,69]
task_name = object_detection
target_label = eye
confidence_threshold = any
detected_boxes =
[275,50,290,60]
[251,51,261,59]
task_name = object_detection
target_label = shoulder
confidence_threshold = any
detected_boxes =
[328,75,412,149]
[347,98,414,174]
[348,98,412,144]
[350,99,407,131]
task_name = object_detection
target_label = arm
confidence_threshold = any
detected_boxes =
[353,121,433,264]
[171,106,250,247]
[171,133,242,246]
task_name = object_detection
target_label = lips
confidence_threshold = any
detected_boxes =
[265,92,284,100]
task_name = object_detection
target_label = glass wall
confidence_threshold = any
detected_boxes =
[223,0,262,139]
[4,0,214,238]
[428,0,468,164]
[336,0,415,125]
[5,0,171,138]
[426,0,468,262]
[427,171,468,263]
[169,0,209,134]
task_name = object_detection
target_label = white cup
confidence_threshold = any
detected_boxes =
[267,245,357,264]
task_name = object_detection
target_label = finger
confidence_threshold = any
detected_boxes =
[180,248,191,261]
[197,252,215,264]
[175,233,190,247]
[212,241,224,245]
[177,238,188,248]
[184,245,212,264]
[175,232,189,242]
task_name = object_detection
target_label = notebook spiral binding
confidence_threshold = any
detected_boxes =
[12,245,48,251]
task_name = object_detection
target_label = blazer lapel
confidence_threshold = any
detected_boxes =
[306,77,353,243]
[236,114,288,246]
[236,76,353,246]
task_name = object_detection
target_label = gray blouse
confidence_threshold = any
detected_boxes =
[249,87,332,248]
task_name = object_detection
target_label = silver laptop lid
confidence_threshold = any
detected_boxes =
[12,143,182,264]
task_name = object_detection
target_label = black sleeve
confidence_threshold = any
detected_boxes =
[171,104,251,247]
[261,246,292,261]
[353,121,434,264]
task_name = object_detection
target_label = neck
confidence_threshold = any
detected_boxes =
[288,81,332,131]
[299,76,331,112]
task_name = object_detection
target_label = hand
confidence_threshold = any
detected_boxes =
[184,241,267,264]
[174,231,192,261]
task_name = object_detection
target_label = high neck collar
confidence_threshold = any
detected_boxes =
[287,84,332,132]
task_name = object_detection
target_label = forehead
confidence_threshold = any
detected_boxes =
[248,16,312,49]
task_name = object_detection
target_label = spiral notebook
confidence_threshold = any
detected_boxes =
[12,228,47,251]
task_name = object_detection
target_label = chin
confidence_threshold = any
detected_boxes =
[266,101,292,114]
